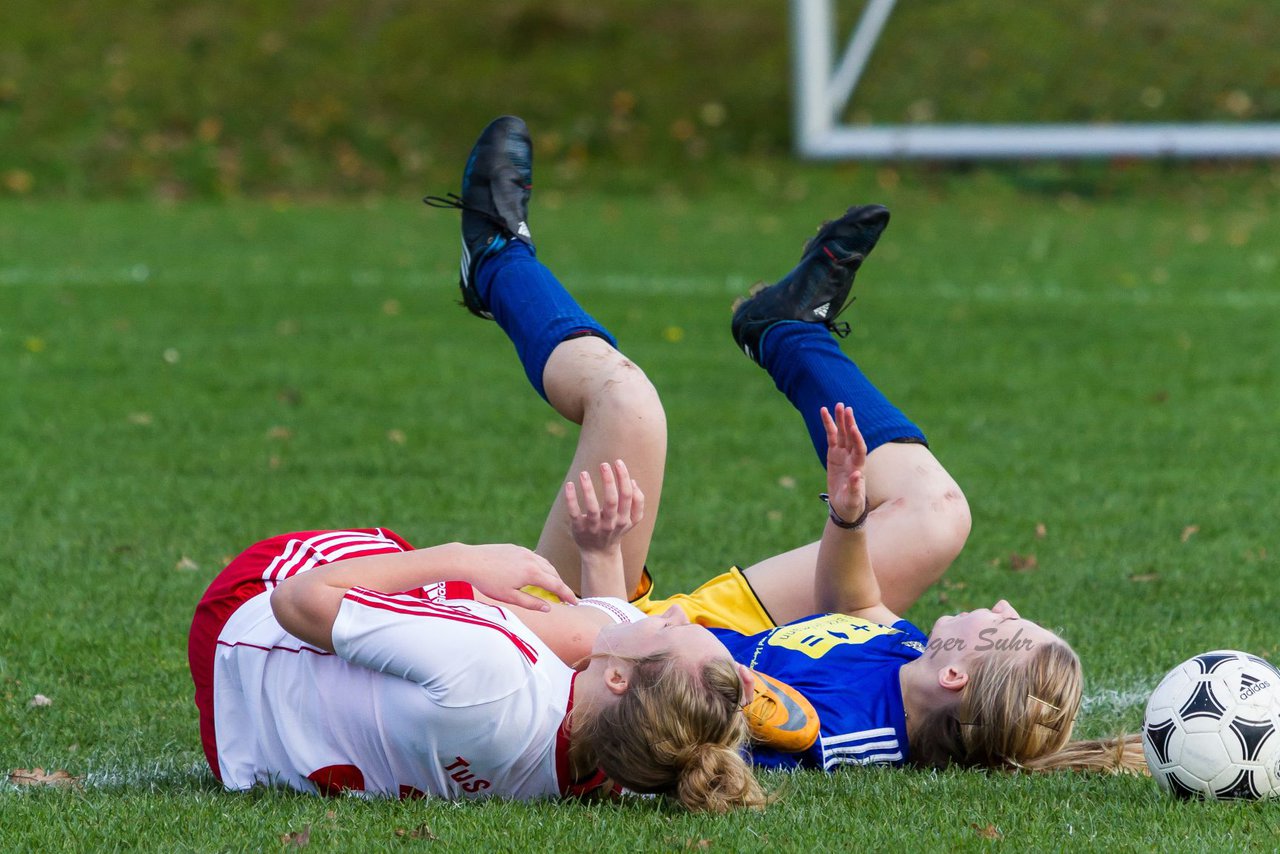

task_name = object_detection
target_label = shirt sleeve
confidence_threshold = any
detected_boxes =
[575,597,646,624]
[892,619,929,647]
[331,587,540,705]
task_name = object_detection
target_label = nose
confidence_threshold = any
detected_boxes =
[993,599,1020,619]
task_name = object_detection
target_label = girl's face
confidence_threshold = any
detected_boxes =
[578,605,751,708]
[927,600,1059,666]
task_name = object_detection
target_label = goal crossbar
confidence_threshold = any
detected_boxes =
[792,0,1280,159]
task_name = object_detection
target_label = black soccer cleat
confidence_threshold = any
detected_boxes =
[731,205,890,365]
[424,116,534,319]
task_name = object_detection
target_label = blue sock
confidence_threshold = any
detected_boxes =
[475,242,617,400]
[758,321,926,463]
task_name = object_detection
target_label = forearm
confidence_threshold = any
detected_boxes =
[578,547,628,599]
[270,543,476,651]
[814,522,881,615]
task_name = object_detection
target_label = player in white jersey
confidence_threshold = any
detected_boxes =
[190,462,768,811]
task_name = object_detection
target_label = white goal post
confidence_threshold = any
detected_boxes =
[792,0,1280,159]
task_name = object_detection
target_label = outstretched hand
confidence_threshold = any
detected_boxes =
[565,459,645,557]
[462,544,579,611]
[821,403,868,525]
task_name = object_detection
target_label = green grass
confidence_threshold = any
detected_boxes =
[2,166,1280,848]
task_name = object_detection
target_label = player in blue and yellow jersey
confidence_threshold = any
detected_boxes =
[428,115,1145,776]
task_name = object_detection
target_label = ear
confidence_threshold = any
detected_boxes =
[604,663,630,697]
[937,665,970,693]
[736,664,756,705]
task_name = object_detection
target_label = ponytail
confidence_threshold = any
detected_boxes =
[1023,734,1147,774]
[676,741,768,813]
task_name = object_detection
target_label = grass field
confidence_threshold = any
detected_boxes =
[2,165,1279,849]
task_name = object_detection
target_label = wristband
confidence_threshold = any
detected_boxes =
[819,493,870,530]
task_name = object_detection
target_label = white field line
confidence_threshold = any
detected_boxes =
[2,265,1280,311]
[80,758,211,789]
[1,759,209,792]
[1081,680,1159,717]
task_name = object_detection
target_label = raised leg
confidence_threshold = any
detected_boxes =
[428,116,666,595]
[536,336,666,594]
[742,441,970,620]
[731,205,969,618]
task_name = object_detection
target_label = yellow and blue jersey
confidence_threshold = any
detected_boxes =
[710,613,927,771]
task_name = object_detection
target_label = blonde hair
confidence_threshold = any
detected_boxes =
[910,641,1147,775]
[573,653,768,812]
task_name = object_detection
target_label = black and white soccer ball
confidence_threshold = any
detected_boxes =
[1142,650,1280,800]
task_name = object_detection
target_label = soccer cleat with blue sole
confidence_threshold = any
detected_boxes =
[424,115,534,319]
[731,204,890,365]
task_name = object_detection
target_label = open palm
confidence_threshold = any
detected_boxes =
[821,403,867,523]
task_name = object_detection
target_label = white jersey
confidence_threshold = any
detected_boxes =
[205,529,642,801]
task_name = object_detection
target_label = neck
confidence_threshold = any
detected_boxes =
[479,597,610,667]
[898,657,948,742]
[563,679,601,781]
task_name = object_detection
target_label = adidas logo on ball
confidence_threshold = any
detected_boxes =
[1240,673,1271,701]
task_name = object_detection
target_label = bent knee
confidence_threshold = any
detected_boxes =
[589,357,663,418]
[931,484,972,562]
[876,481,971,568]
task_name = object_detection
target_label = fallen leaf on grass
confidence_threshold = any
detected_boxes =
[394,824,437,841]
[1128,573,1159,583]
[281,825,311,847]
[1034,522,1047,539]
[1180,525,1199,543]
[8,768,81,788]
[1009,553,1038,572]
[175,556,199,572]
[777,476,796,489]
[972,823,1002,840]
[28,694,52,708]
[267,425,293,441]
[386,429,406,445]
[545,421,567,438]
[127,412,154,426]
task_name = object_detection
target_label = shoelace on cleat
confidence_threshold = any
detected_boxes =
[422,193,513,231]
[816,247,862,338]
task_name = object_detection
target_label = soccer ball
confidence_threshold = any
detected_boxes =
[1142,650,1280,800]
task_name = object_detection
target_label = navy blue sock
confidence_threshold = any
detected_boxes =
[758,321,926,463]
[475,241,617,400]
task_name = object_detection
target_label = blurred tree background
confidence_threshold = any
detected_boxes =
[1,0,1276,199]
